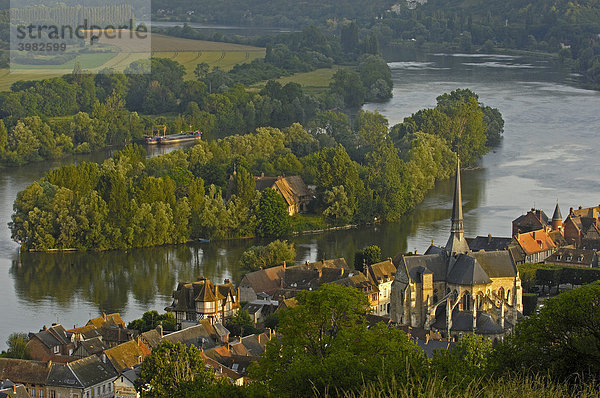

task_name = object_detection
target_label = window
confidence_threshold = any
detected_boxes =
[39,390,44,398]
[50,391,56,398]
[32,389,36,397]
[53,346,59,353]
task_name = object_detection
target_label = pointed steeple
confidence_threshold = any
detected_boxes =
[552,202,563,231]
[446,154,470,255]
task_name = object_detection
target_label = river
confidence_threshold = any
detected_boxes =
[1,52,599,347]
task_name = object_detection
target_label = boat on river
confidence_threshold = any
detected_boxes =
[158,130,202,144]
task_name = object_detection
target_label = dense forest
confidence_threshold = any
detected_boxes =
[10,88,503,251]
[152,0,600,89]
[0,25,393,165]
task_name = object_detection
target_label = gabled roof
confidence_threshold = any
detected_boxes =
[67,325,102,340]
[399,254,448,283]
[546,248,597,266]
[69,355,117,387]
[571,205,600,219]
[469,250,517,278]
[332,272,379,292]
[367,259,397,284]
[254,175,311,206]
[32,325,70,349]
[515,229,556,255]
[78,337,108,356]
[447,255,492,285]
[46,363,82,389]
[140,329,162,349]
[0,359,49,385]
[87,313,125,329]
[239,333,269,357]
[104,340,149,373]
[0,383,30,398]
[168,279,234,312]
[162,321,217,349]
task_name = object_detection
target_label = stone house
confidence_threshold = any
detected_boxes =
[563,205,600,248]
[333,273,380,314]
[165,278,240,327]
[545,247,599,268]
[366,259,397,316]
[238,258,348,302]
[254,175,312,216]
[0,358,50,398]
[113,367,139,398]
[512,208,549,236]
[104,339,151,374]
[390,155,522,340]
[46,355,117,398]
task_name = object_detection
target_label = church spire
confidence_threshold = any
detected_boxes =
[446,153,470,255]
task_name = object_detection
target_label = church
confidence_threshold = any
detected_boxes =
[390,155,522,340]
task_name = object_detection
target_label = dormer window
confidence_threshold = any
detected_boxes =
[53,345,59,353]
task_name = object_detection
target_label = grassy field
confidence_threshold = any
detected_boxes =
[0,34,265,91]
[251,66,346,95]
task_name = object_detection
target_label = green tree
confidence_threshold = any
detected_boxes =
[226,310,260,337]
[194,62,210,80]
[323,185,353,225]
[136,341,214,398]
[354,245,381,272]
[1,333,31,359]
[250,284,427,397]
[0,119,7,155]
[127,311,177,332]
[239,239,296,271]
[341,22,359,53]
[254,188,290,238]
[494,281,600,381]
[329,69,366,108]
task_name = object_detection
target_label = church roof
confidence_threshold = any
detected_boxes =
[431,309,509,334]
[447,255,492,285]
[469,250,517,278]
[399,254,448,283]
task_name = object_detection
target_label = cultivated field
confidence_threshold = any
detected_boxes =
[0,34,265,91]
[251,67,346,95]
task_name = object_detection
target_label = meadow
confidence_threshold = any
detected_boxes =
[0,34,265,91]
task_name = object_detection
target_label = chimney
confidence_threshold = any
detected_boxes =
[197,276,205,281]
[488,233,492,244]
[579,206,583,210]
[570,207,574,215]
[42,325,47,331]
[261,172,264,177]
[414,249,418,255]
[340,268,344,277]
[47,360,52,369]
[12,385,16,393]
[157,324,164,338]
[268,328,272,340]
[224,278,230,284]
[282,261,286,269]
[258,334,261,344]
[103,312,106,320]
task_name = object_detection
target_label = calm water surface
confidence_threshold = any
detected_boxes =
[1,52,599,347]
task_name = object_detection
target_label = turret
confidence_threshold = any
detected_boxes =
[552,202,563,231]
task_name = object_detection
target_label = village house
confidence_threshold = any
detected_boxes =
[365,259,397,316]
[512,208,550,236]
[254,174,312,216]
[333,273,380,313]
[70,313,137,348]
[26,324,76,361]
[545,247,599,268]
[563,205,600,249]
[390,155,522,340]
[238,258,348,302]
[0,358,50,398]
[513,229,556,263]
[46,355,118,398]
[242,296,279,324]
[165,278,240,328]
[104,339,151,374]
[113,367,140,398]
[162,319,230,349]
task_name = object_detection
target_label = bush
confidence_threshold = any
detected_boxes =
[522,293,538,316]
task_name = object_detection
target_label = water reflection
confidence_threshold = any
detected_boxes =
[8,166,486,316]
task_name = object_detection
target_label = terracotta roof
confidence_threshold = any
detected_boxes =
[515,229,556,255]
[104,340,149,373]
[0,359,50,385]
